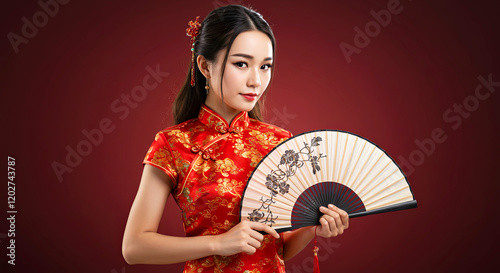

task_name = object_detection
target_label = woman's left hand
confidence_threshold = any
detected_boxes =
[316,204,349,238]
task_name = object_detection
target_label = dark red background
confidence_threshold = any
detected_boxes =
[2,0,499,272]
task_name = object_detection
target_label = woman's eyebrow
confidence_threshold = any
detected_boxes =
[230,53,272,61]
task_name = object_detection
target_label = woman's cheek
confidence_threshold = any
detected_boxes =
[262,73,271,90]
[223,66,239,83]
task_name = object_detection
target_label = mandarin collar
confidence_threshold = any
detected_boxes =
[198,105,249,134]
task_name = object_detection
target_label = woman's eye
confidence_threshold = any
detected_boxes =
[261,64,273,70]
[234,62,272,70]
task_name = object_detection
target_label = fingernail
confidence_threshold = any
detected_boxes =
[328,204,334,208]
[319,206,325,210]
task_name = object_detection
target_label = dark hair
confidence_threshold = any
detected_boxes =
[172,4,276,125]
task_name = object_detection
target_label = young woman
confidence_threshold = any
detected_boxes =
[122,5,349,272]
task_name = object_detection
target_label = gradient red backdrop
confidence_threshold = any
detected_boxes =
[2,0,499,272]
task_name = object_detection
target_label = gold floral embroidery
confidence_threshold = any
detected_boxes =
[206,113,227,133]
[206,197,229,212]
[172,149,190,176]
[243,269,261,273]
[211,216,233,231]
[203,197,239,230]
[208,197,237,217]
[214,158,240,177]
[276,248,285,267]
[151,147,174,169]
[184,214,199,230]
[252,258,274,271]
[232,138,264,167]
[201,208,211,219]
[167,129,193,149]
[248,130,285,149]
[201,257,214,268]
[182,187,193,204]
[191,157,213,177]
[216,178,243,198]
[251,120,290,134]
[185,258,201,271]
[229,258,245,271]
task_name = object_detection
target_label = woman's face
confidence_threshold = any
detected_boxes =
[205,30,273,122]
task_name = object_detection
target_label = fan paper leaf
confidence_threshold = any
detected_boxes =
[240,130,417,233]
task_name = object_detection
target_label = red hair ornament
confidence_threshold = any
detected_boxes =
[186,16,201,87]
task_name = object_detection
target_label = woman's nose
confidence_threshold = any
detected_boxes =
[247,68,261,87]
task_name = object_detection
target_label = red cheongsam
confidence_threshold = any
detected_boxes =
[143,105,292,273]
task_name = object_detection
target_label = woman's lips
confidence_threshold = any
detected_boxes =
[241,93,258,101]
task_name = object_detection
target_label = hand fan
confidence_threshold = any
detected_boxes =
[240,130,417,232]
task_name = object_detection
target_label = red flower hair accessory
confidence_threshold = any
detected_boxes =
[186,16,201,87]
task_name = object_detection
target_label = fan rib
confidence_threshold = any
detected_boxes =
[320,132,327,183]
[246,185,276,200]
[338,134,349,183]
[333,132,339,184]
[360,170,403,202]
[364,159,392,188]
[344,141,367,188]
[326,132,334,182]
[291,138,311,192]
[350,145,376,192]
[355,151,384,196]
[348,200,417,219]
[357,159,393,198]
[366,194,414,210]
[363,185,409,207]
[259,159,277,177]
[340,136,358,184]
[301,186,322,218]
[295,153,315,194]
[286,186,301,200]
[297,137,321,195]
[337,182,351,208]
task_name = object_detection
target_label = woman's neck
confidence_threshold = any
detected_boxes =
[204,101,240,126]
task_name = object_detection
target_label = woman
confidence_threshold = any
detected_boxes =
[122,4,349,272]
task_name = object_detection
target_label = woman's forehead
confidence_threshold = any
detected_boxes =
[228,30,273,60]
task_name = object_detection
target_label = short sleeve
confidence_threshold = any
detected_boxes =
[142,131,178,185]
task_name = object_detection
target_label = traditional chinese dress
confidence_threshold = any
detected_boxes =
[143,105,292,273]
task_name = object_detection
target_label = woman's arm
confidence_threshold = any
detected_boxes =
[122,165,279,265]
[282,205,349,261]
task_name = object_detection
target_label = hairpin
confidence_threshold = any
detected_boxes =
[186,16,201,87]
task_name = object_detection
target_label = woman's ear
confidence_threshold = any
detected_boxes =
[197,55,211,79]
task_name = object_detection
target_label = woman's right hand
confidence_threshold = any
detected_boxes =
[212,221,279,256]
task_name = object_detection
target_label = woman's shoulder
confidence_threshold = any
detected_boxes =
[248,118,293,138]
[153,118,200,138]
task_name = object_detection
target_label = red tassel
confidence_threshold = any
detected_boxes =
[313,226,320,273]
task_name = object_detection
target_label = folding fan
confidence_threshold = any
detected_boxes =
[240,130,417,232]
